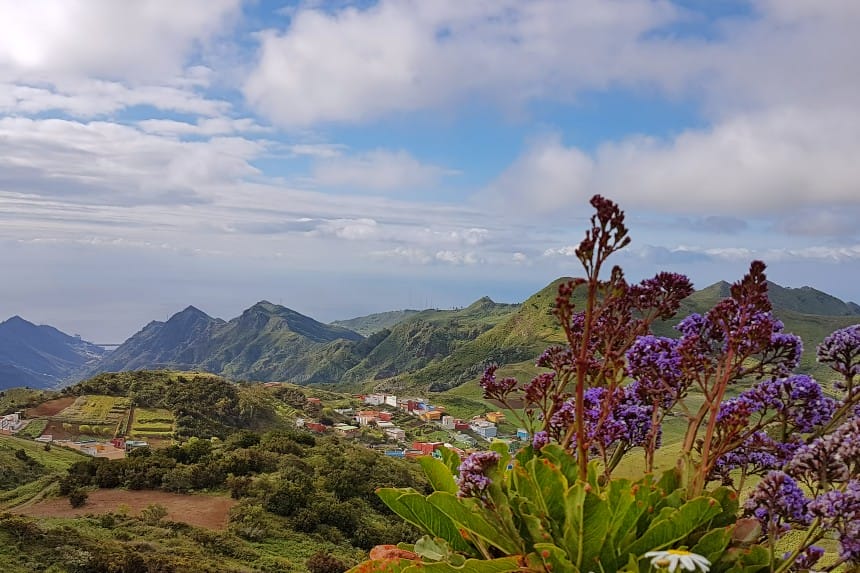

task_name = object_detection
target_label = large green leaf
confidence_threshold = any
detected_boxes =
[531,457,569,528]
[428,491,523,555]
[377,489,473,554]
[691,526,733,567]
[407,557,522,572]
[531,543,577,573]
[438,446,462,476]
[538,444,580,485]
[510,495,554,548]
[420,456,458,494]
[623,496,724,557]
[345,557,522,573]
[562,482,587,566]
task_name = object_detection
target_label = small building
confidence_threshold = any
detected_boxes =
[306,422,328,433]
[453,432,477,446]
[307,397,322,405]
[111,437,126,449]
[333,408,354,416]
[420,410,443,422]
[412,441,444,455]
[333,423,360,438]
[356,410,379,426]
[295,417,306,428]
[35,434,53,443]
[376,421,395,430]
[384,449,405,458]
[470,420,497,440]
[385,427,406,441]
[485,411,506,424]
[125,440,149,452]
[440,415,455,429]
[384,395,398,408]
[364,394,386,406]
[454,420,471,431]
[376,411,393,422]
[516,428,530,441]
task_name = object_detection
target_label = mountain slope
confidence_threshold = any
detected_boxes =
[0,316,105,390]
[338,297,520,387]
[88,302,363,383]
[331,309,422,336]
[93,306,224,373]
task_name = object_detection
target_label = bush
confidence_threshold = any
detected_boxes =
[306,552,347,573]
[68,489,88,508]
[138,503,168,525]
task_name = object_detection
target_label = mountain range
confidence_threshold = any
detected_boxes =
[1,280,858,391]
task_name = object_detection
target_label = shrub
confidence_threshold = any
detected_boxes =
[68,488,88,508]
[306,552,347,573]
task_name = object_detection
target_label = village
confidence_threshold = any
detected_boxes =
[295,391,527,460]
[2,388,527,464]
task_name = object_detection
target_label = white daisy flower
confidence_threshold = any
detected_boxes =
[644,549,711,573]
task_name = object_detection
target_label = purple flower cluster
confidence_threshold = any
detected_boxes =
[719,375,835,435]
[713,431,800,485]
[626,335,682,408]
[479,365,518,402]
[817,324,860,379]
[788,417,860,487]
[791,545,824,570]
[548,386,652,452]
[744,471,811,535]
[457,451,500,500]
[807,480,860,563]
[531,431,550,450]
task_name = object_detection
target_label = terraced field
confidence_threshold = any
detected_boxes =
[129,407,174,438]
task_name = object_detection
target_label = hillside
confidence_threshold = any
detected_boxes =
[331,309,422,336]
[88,302,363,383]
[337,297,520,387]
[417,278,859,395]
[0,316,105,390]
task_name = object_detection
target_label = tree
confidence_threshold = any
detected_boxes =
[69,489,88,508]
[306,552,347,573]
[139,503,168,525]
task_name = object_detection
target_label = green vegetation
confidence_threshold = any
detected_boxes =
[0,434,85,493]
[15,419,48,439]
[54,395,130,424]
[0,388,57,414]
[331,309,421,336]
[129,407,174,438]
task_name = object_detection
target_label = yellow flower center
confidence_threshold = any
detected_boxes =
[666,550,693,556]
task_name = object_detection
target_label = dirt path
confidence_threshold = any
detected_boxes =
[13,489,236,530]
[3,477,60,511]
[26,397,76,417]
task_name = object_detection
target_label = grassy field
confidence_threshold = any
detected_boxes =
[56,395,131,424]
[15,419,48,439]
[129,407,174,438]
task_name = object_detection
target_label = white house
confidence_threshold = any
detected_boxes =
[470,420,497,440]
[364,394,385,406]
[384,395,398,408]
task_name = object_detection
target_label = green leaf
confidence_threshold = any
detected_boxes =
[531,457,569,527]
[562,482,587,566]
[414,536,450,561]
[404,556,522,572]
[428,491,523,555]
[531,543,577,573]
[489,441,511,469]
[538,444,580,485]
[707,487,740,528]
[721,545,772,573]
[623,496,724,557]
[420,456,458,494]
[510,495,554,548]
[377,489,473,554]
[691,527,732,567]
[438,446,462,476]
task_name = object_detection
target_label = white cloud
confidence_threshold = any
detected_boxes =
[486,107,860,217]
[0,117,264,205]
[137,117,270,137]
[244,0,860,127]
[311,149,456,191]
[244,0,679,126]
[0,0,241,80]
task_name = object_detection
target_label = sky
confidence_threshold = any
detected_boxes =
[0,0,858,342]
